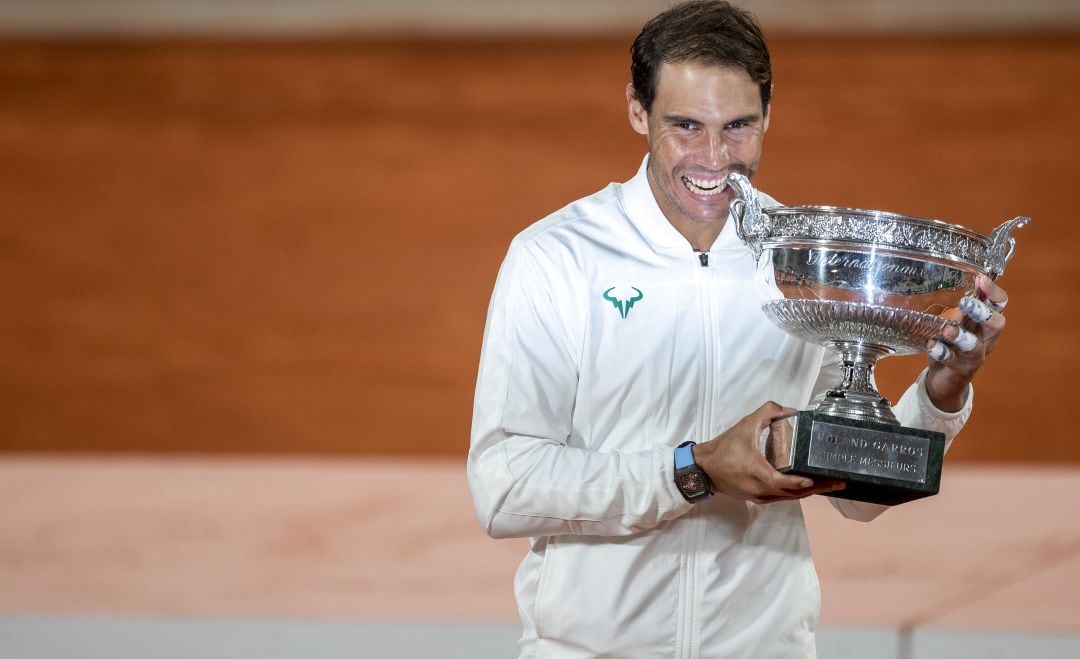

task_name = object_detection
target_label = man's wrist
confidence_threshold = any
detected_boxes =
[674,441,714,502]
[924,367,971,413]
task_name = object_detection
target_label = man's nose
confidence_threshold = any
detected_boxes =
[703,132,729,168]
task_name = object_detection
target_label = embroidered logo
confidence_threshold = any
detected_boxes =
[603,286,644,320]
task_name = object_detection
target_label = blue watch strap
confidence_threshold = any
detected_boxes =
[674,441,697,469]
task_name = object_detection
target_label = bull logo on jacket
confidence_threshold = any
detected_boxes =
[602,286,644,320]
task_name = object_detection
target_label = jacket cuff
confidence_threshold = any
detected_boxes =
[916,367,972,418]
[659,444,696,515]
[901,368,973,452]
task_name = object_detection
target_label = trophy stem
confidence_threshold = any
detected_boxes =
[814,341,899,425]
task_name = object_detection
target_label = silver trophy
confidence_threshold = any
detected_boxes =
[726,173,1028,505]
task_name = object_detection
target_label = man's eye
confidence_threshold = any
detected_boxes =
[726,121,748,130]
[676,122,698,131]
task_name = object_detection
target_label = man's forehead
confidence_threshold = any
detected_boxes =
[655,60,753,85]
[652,61,763,107]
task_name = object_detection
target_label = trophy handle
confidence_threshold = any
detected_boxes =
[985,216,1031,279]
[725,172,767,259]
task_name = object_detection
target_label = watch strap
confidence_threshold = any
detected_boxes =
[674,442,697,470]
[674,441,714,502]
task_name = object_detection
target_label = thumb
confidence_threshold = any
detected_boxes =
[752,401,796,427]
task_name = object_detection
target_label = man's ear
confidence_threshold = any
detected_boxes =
[763,102,771,133]
[626,84,649,136]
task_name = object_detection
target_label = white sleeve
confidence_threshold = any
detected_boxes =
[467,242,692,540]
[828,368,972,522]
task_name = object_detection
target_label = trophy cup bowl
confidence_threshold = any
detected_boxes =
[726,172,1029,505]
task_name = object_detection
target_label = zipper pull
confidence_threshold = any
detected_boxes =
[697,252,709,267]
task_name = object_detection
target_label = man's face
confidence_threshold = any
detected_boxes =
[627,61,769,229]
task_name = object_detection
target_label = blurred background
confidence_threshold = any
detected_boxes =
[2,1,1079,657]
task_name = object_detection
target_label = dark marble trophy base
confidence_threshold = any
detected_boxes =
[766,411,945,506]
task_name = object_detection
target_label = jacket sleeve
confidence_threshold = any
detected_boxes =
[826,368,972,522]
[467,241,693,540]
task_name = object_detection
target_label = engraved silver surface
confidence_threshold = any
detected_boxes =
[726,172,1030,425]
[762,208,989,269]
[807,420,930,483]
[766,247,971,318]
[763,300,949,356]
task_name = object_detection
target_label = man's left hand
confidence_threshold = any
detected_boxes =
[924,275,1009,412]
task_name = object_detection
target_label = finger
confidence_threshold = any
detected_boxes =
[952,327,979,353]
[959,295,1007,331]
[754,401,796,420]
[760,414,795,458]
[773,473,815,491]
[975,274,1008,312]
[765,469,845,495]
[741,463,813,500]
[928,340,952,363]
[767,416,794,449]
[750,401,796,436]
[781,478,846,495]
[935,321,979,354]
[959,295,993,323]
[755,479,847,503]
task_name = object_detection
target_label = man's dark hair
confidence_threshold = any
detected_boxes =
[631,0,772,113]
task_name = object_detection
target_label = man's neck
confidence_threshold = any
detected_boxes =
[670,216,726,253]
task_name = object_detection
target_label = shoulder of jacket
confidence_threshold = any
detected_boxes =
[510,182,621,249]
[759,190,783,208]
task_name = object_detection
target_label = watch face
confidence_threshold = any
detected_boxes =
[678,471,708,496]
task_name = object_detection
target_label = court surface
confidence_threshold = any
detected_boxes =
[1,456,1078,657]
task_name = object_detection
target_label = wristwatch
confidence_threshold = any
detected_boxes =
[674,441,714,502]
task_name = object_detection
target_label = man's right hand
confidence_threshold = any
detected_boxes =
[692,402,845,504]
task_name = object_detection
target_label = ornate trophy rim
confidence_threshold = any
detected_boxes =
[761,205,993,274]
[726,172,1030,280]
[771,205,990,241]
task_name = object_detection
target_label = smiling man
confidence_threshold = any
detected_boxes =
[468,2,1007,657]
[630,61,768,249]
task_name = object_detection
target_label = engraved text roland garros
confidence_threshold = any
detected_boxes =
[808,422,930,482]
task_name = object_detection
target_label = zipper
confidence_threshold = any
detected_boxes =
[680,262,716,659]
[682,519,698,659]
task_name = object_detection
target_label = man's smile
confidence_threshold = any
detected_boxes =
[681,175,727,197]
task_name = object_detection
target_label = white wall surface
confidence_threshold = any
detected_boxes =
[2,0,1079,36]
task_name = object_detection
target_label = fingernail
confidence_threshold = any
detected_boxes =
[928,341,951,362]
[959,295,993,323]
[954,328,978,352]
[800,479,813,488]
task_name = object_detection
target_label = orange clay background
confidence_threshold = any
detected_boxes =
[1,36,1077,461]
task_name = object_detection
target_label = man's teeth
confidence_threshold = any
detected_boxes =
[682,176,726,196]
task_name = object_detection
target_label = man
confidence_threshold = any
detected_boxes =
[468,1,1008,656]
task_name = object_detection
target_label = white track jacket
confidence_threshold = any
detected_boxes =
[468,157,971,658]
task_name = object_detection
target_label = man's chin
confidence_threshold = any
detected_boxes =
[680,197,733,223]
